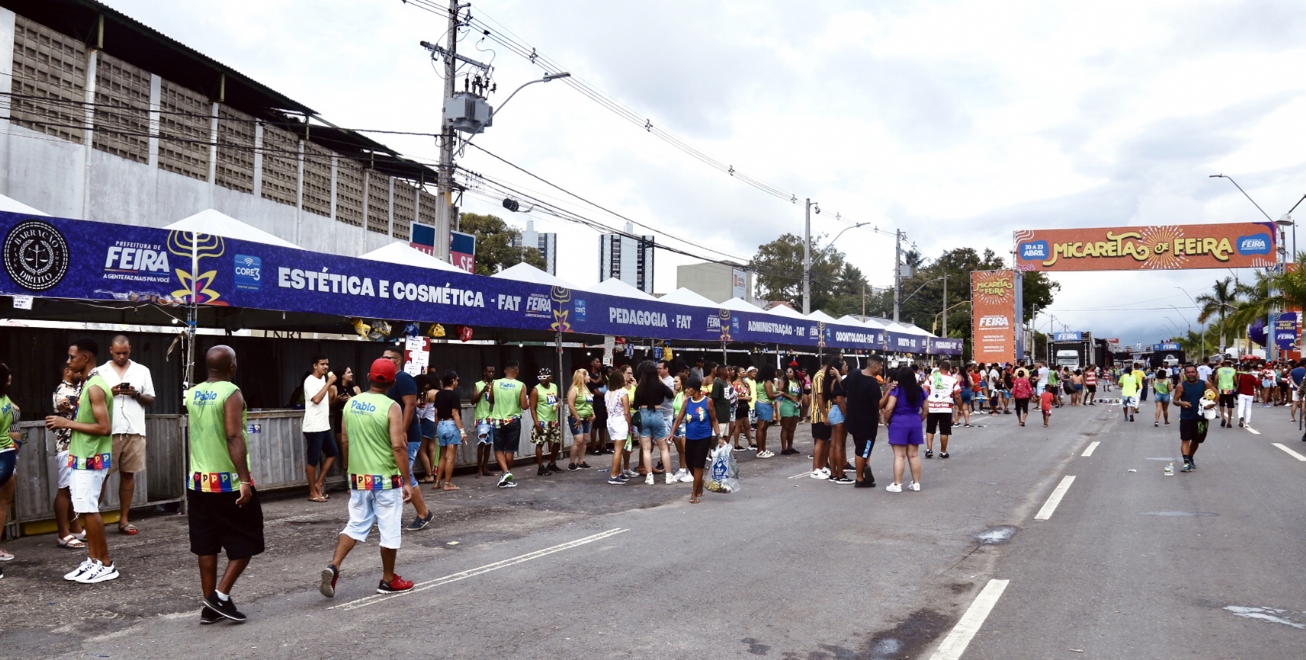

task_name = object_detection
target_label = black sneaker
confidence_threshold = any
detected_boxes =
[578,462,592,469]
[200,606,221,625]
[925,450,934,459]
[203,592,247,623]
[547,463,562,473]
[567,463,579,472]
[939,452,950,459]
[537,465,550,477]
[1181,462,1193,473]
[1188,459,1196,470]
[405,512,434,531]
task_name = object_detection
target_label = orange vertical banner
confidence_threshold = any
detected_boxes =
[971,270,1017,364]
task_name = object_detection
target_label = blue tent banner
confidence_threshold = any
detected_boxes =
[0,213,961,355]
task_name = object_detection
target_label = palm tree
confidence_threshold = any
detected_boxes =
[1195,277,1240,352]
[1228,255,1306,345]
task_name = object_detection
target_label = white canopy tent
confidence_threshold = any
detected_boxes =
[719,297,764,313]
[806,310,839,323]
[359,242,464,272]
[767,304,807,319]
[492,262,582,290]
[588,277,656,301]
[163,209,301,249]
[658,288,720,308]
[0,193,48,216]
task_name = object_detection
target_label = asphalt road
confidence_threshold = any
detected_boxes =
[3,397,1303,659]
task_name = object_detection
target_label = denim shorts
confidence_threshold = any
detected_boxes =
[827,404,846,425]
[755,402,775,422]
[568,416,593,436]
[407,441,422,486]
[1154,394,1171,404]
[437,419,461,447]
[420,418,436,440]
[637,407,667,438]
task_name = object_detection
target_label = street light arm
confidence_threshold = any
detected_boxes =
[899,276,946,306]
[1210,174,1274,222]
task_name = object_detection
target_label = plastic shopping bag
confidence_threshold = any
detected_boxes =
[705,445,740,494]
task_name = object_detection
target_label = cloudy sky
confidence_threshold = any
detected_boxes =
[102,0,1306,347]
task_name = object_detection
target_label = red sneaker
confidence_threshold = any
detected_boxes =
[376,574,414,594]
[319,564,339,598]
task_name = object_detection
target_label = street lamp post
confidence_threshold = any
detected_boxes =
[802,199,819,315]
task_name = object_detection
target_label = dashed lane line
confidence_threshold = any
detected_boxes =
[1033,476,1076,521]
[1272,443,1306,462]
[1081,441,1101,457]
[928,579,1011,660]
[1247,427,1261,435]
[330,528,629,611]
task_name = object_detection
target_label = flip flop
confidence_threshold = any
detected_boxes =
[442,484,461,491]
[309,496,328,503]
[118,524,139,536]
[57,534,86,549]
[0,549,13,561]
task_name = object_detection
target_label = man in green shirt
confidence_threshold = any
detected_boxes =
[489,361,530,489]
[529,368,562,476]
[186,345,261,624]
[1118,365,1140,422]
[46,339,116,584]
[472,365,497,478]
[320,357,414,598]
[1215,359,1238,428]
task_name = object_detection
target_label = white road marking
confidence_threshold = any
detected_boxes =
[929,578,1011,660]
[1271,443,1306,462]
[1081,441,1101,457]
[1033,476,1076,521]
[1246,427,1261,435]
[789,470,816,479]
[331,528,628,611]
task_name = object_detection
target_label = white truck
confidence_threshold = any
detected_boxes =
[1056,349,1081,371]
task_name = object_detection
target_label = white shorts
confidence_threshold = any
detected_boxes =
[717,422,729,437]
[607,419,629,441]
[1294,388,1304,402]
[69,468,109,514]
[341,489,404,550]
[56,450,73,489]
[1121,395,1138,409]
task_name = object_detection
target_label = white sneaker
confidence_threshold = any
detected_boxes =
[810,468,830,479]
[78,562,119,583]
[645,474,655,485]
[885,482,903,493]
[623,470,640,479]
[907,482,921,492]
[665,473,677,485]
[757,450,774,459]
[64,558,95,581]
[678,472,693,483]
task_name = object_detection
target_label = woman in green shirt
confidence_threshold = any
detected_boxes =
[566,368,594,471]
[0,364,18,565]
[1152,369,1172,427]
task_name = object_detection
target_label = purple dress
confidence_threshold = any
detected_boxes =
[887,385,925,446]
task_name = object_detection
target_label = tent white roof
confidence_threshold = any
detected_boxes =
[163,209,300,249]
[588,278,656,300]
[838,314,887,330]
[719,297,764,312]
[0,193,47,216]
[767,304,807,319]
[892,322,933,337]
[658,288,720,308]
[358,242,463,272]
[492,262,581,290]
[807,310,839,323]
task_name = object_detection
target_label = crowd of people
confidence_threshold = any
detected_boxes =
[8,335,1306,625]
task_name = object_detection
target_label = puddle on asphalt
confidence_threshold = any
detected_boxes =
[1224,606,1306,629]
[1142,511,1219,517]
[974,525,1018,545]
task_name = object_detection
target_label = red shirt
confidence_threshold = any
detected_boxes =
[1039,391,1055,411]
[1237,373,1258,396]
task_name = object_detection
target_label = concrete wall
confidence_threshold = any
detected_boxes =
[676,261,754,303]
[0,7,422,259]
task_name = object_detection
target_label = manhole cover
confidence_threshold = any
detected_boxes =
[1142,511,1218,517]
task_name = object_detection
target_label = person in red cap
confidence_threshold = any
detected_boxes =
[318,357,415,598]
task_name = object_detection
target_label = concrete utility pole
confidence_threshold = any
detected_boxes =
[893,229,902,322]
[434,0,459,260]
[803,198,816,315]
[942,272,947,336]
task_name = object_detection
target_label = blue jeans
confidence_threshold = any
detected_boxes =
[568,416,592,436]
[637,408,667,438]
[437,419,461,446]
[755,402,775,422]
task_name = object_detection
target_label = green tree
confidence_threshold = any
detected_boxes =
[1195,276,1240,351]
[750,233,866,314]
[459,213,546,276]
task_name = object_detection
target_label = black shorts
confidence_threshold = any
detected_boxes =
[1218,392,1236,409]
[684,437,713,469]
[811,422,832,441]
[1086,385,1096,394]
[852,432,876,459]
[1180,418,1208,443]
[304,430,338,466]
[1014,398,1030,415]
[735,404,750,421]
[926,412,952,435]
[187,488,265,560]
